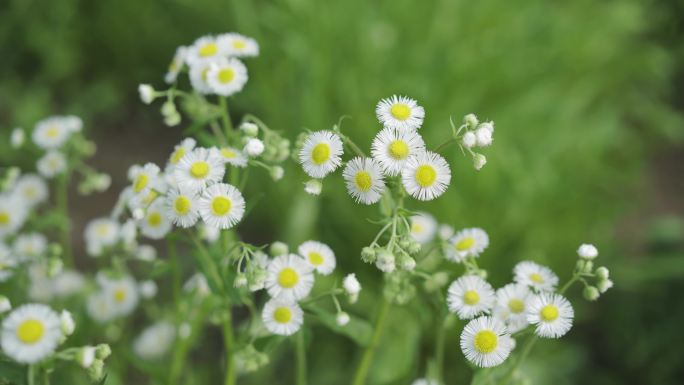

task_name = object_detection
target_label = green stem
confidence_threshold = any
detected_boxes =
[434,317,447,384]
[168,239,182,305]
[433,138,458,153]
[56,172,73,267]
[223,311,236,385]
[296,331,307,385]
[559,274,580,294]
[219,96,234,140]
[27,365,37,385]
[187,231,224,294]
[351,298,391,385]
[501,335,537,384]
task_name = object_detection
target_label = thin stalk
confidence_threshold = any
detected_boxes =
[187,231,224,294]
[434,317,447,384]
[559,274,580,294]
[223,311,236,385]
[27,365,36,385]
[296,331,307,385]
[500,335,537,384]
[433,138,457,153]
[219,96,234,140]
[351,298,391,385]
[56,173,73,267]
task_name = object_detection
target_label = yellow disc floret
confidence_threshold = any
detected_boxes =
[211,197,232,216]
[415,165,437,187]
[133,174,149,193]
[456,237,475,251]
[274,307,292,324]
[540,304,559,322]
[508,299,525,314]
[463,290,480,305]
[218,68,235,84]
[309,252,324,266]
[311,143,331,165]
[199,42,218,57]
[354,171,372,192]
[278,268,299,288]
[147,212,162,227]
[190,161,210,179]
[473,330,498,353]
[16,319,45,344]
[114,288,127,303]
[530,273,544,284]
[390,104,411,121]
[388,140,409,159]
[174,196,191,215]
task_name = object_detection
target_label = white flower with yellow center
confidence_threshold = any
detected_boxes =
[133,321,176,360]
[1,304,62,364]
[297,241,336,275]
[186,35,226,64]
[32,117,75,149]
[375,95,425,131]
[128,163,161,197]
[139,200,172,239]
[85,292,116,323]
[100,274,140,318]
[199,183,245,229]
[342,157,386,205]
[12,233,47,262]
[175,148,225,193]
[84,218,120,257]
[168,138,196,168]
[13,174,48,207]
[447,275,495,320]
[265,254,315,301]
[445,228,489,262]
[262,298,304,336]
[371,127,426,176]
[401,151,451,201]
[206,57,248,97]
[409,212,438,244]
[219,33,259,57]
[493,283,531,333]
[165,46,187,84]
[0,244,17,282]
[36,151,67,179]
[165,189,200,228]
[299,131,344,178]
[527,293,574,338]
[0,196,28,238]
[513,261,559,292]
[213,146,248,168]
[460,316,514,368]
[189,60,215,94]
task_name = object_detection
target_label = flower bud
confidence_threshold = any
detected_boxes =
[77,346,97,368]
[161,100,177,116]
[304,179,322,195]
[87,359,105,381]
[462,131,477,148]
[60,310,75,336]
[577,243,598,259]
[583,286,600,301]
[138,84,155,104]
[240,122,259,137]
[463,113,479,129]
[95,344,112,360]
[343,273,362,296]
[407,241,421,255]
[473,153,487,171]
[475,126,493,147]
[244,138,265,157]
[10,128,24,148]
[597,278,613,293]
[234,274,248,288]
[361,246,376,263]
[47,257,63,277]
[582,260,594,274]
[0,296,11,313]
[399,255,416,271]
[270,166,284,181]
[595,266,609,279]
[336,312,350,326]
[139,280,158,298]
[375,251,396,273]
[164,112,181,127]
[270,241,289,256]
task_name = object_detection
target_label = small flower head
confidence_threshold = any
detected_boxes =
[527,293,574,338]
[577,243,598,259]
[215,146,248,168]
[445,228,489,262]
[297,241,336,275]
[139,200,172,240]
[175,148,225,193]
[475,122,494,147]
[13,174,48,207]
[168,138,197,168]
[32,116,77,149]
[493,283,531,333]
[133,321,176,360]
[265,254,315,301]
[371,127,426,176]
[1,304,62,363]
[206,57,249,97]
[447,275,496,320]
[343,273,362,300]
[343,157,386,205]
[401,151,451,201]
[165,189,200,228]
[244,138,265,157]
[199,183,246,230]
[165,46,187,84]
[409,212,438,244]
[513,261,559,292]
[262,298,303,336]
[460,316,513,368]
[299,131,344,178]
[376,95,425,131]
[336,312,350,326]
[219,33,259,57]
[37,151,67,178]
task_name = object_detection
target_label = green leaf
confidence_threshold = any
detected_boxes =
[0,357,26,385]
[306,304,372,347]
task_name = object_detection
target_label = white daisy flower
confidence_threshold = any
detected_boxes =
[214,146,248,168]
[460,316,514,368]
[409,212,438,244]
[52,270,85,298]
[577,243,598,259]
[0,196,28,238]
[527,293,574,338]
[168,138,197,168]
[84,218,120,257]
[36,151,67,178]
[175,148,225,193]
[188,60,215,94]
[445,228,489,262]
[297,240,336,275]
[370,127,426,176]
[265,254,315,301]
[0,244,17,282]
[165,189,200,228]
[262,298,304,336]
[186,35,226,64]
[199,183,245,229]
[494,283,531,333]
[206,57,248,97]
[32,117,75,149]
[513,261,559,292]
[219,33,259,57]
[12,233,47,262]
[1,304,62,364]
[299,131,344,178]
[129,163,162,197]
[13,174,48,207]
[401,151,451,201]
[342,157,386,205]
[165,46,187,84]
[85,292,116,323]
[139,200,172,240]
[447,275,495,320]
[375,95,425,131]
[133,321,176,360]
[438,224,455,240]
[100,274,140,318]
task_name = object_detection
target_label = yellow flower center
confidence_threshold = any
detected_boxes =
[233,40,247,49]
[220,148,237,158]
[46,126,60,138]
[218,68,235,84]
[411,223,423,234]
[133,174,149,193]
[463,290,480,305]
[174,196,191,215]
[311,143,331,165]
[143,190,158,205]
[415,165,437,187]
[274,307,292,324]
[16,319,44,344]
[147,212,162,227]
[508,299,525,314]
[211,196,232,216]
[530,273,544,284]
[23,187,37,198]
[168,58,179,72]
[388,140,409,160]
[170,148,185,164]
[95,224,110,237]
[309,252,324,266]
[354,171,372,192]
[540,305,559,322]
[456,237,475,251]
[114,288,127,303]
[278,267,299,288]
[0,212,9,225]
[390,104,411,121]
[201,68,209,81]
[473,330,498,353]
[190,161,210,179]
[199,42,218,57]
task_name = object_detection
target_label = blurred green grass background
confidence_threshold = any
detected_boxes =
[1,0,684,384]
